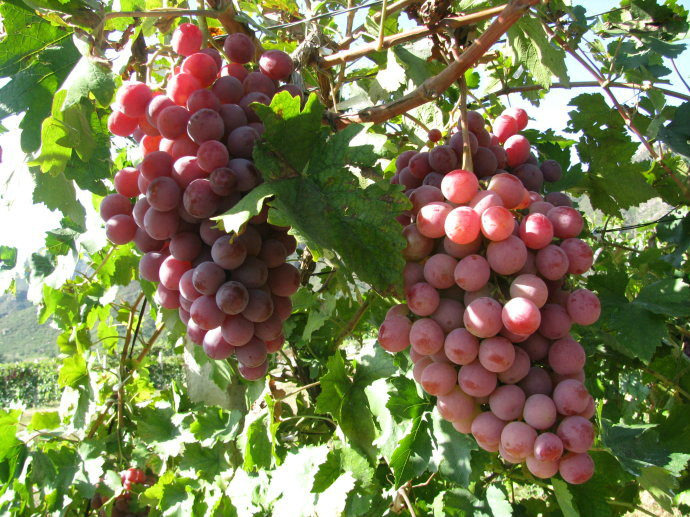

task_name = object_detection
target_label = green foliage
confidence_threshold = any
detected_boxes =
[0,0,689,515]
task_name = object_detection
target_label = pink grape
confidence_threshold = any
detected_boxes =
[504,134,530,168]
[535,244,570,280]
[451,412,479,434]
[489,385,525,421]
[378,315,411,353]
[114,167,140,198]
[108,109,138,136]
[519,367,553,396]
[203,327,235,359]
[100,193,132,221]
[116,81,152,118]
[403,224,435,261]
[523,394,557,430]
[444,328,479,365]
[172,23,202,56]
[430,298,465,333]
[486,235,527,275]
[224,33,255,64]
[458,360,497,397]
[417,201,453,239]
[488,173,525,209]
[238,361,269,380]
[501,421,537,460]
[503,107,527,130]
[552,379,590,415]
[159,256,191,290]
[497,346,530,384]
[493,114,518,143]
[529,201,555,215]
[469,190,503,215]
[412,356,433,383]
[410,318,445,356]
[540,160,562,182]
[186,318,206,344]
[220,314,254,346]
[156,284,181,309]
[519,333,550,361]
[105,215,137,245]
[548,336,586,375]
[259,50,294,80]
[423,254,457,289]
[236,337,267,367]
[410,186,444,214]
[480,206,515,241]
[242,289,274,323]
[560,238,594,275]
[526,455,559,479]
[566,288,601,325]
[441,169,479,203]
[463,297,503,338]
[534,432,564,461]
[510,274,548,308]
[558,452,594,484]
[420,362,457,396]
[547,206,584,239]
[211,236,247,270]
[443,235,482,259]
[445,206,481,244]
[139,252,167,282]
[478,336,515,373]
[190,295,225,330]
[471,412,507,452]
[557,416,594,453]
[519,213,554,249]
[437,387,476,422]
[539,304,572,340]
[407,282,440,316]
[454,255,490,292]
[502,297,541,336]
[498,443,523,464]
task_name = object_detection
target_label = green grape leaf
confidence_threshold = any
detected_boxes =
[634,278,690,317]
[62,57,115,108]
[430,412,477,486]
[179,442,229,478]
[215,92,409,292]
[28,411,60,430]
[0,2,80,152]
[241,413,272,471]
[0,245,17,270]
[386,375,429,422]
[507,15,569,89]
[552,479,579,517]
[58,354,87,387]
[486,485,512,517]
[389,414,433,488]
[658,102,690,159]
[32,168,86,230]
[601,419,690,476]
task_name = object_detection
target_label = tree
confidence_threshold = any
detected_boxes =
[0,0,689,515]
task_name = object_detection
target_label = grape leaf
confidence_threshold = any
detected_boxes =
[241,413,272,471]
[600,419,690,476]
[58,355,87,387]
[0,2,80,152]
[430,412,477,486]
[552,479,579,517]
[389,414,433,488]
[31,168,86,229]
[486,485,512,517]
[316,352,379,459]
[62,57,115,108]
[507,15,569,89]
[215,92,409,292]
[658,102,690,159]
[634,278,690,317]
[385,375,429,422]
[0,245,17,270]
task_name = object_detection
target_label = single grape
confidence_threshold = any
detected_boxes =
[523,394,557,430]
[526,455,559,479]
[420,362,458,396]
[552,379,590,415]
[548,336,586,375]
[410,318,445,356]
[489,384,526,420]
[519,367,554,397]
[497,346,530,384]
[454,254,490,292]
[502,297,541,336]
[566,288,601,326]
[558,452,594,484]
[437,386,476,422]
[224,33,255,64]
[458,360,497,397]
[172,23,202,56]
[471,412,507,452]
[464,297,503,338]
[500,421,537,460]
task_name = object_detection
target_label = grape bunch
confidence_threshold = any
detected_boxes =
[101,24,302,380]
[380,109,600,485]
[91,468,154,516]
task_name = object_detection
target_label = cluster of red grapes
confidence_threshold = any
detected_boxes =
[91,468,153,516]
[100,24,301,380]
[380,108,601,484]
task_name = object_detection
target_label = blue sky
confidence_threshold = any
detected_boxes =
[0,0,688,274]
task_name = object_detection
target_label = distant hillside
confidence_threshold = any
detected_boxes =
[0,287,59,362]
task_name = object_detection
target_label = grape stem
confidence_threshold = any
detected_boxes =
[459,74,473,173]
[485,81,690,103]
[398,484,417,517]
[329,0,539,129]
[274,381,322,401]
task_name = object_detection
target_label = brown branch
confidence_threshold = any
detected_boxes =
[545,26,690,201]
[486,81,690,102]
[337,0,422,50]
[330,0,537,129]
[322,4,508,69]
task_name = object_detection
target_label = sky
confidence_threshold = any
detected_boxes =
[0,0,689,273]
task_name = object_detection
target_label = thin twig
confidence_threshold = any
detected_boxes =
[398,486,417,517]
[411,472,435,488]
[402,112,430,133]
[486,81,690,103]
[641,365,690,401]
[333,299,371,348]
[330,0,538,129]
[377,0,389,50]
[459,75,473,172]
[322,4,508,69]
[670,58,690,94]
[275,381,322,401]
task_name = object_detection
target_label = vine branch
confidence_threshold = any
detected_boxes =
[330,0,538,129]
